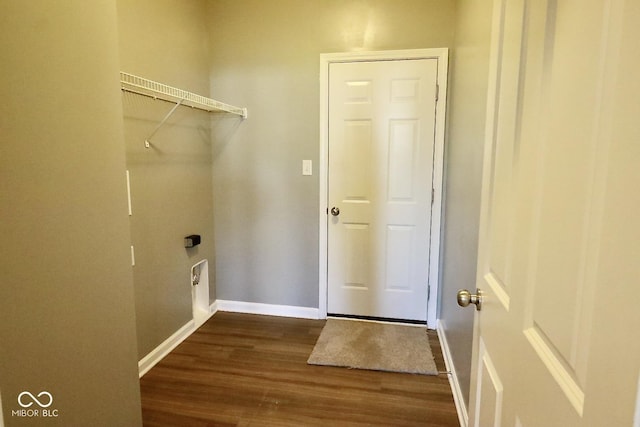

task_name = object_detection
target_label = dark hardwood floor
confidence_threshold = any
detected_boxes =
[140,312,460,426]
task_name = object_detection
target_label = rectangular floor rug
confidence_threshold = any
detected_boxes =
[307,318,438,375]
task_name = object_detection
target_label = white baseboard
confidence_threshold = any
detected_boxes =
[216,300,320,319]
[0,388,4,427]
[138,300,317,377]
[437,319,469,427]
[138,302,217,377]
[138,320,194,378]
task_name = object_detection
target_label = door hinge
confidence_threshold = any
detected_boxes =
[431,188,435,205]
[435,84,439,102]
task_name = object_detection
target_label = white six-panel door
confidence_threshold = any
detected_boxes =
[469,0,640,425]
[326,58,438,322]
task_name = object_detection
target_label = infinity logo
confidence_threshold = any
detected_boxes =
[18,391,53,408]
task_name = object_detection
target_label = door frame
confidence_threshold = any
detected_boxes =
[318,48,449,327]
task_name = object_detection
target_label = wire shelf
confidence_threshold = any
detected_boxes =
[120,72,247,119]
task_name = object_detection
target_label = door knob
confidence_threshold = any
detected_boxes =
[330,207,340,216]
[457,289,482,311]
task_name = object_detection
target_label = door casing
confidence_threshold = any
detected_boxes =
[318,48,449,327]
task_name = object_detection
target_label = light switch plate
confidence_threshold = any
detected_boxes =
[302,160,312,176]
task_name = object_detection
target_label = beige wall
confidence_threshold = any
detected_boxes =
[0,1,141,425]
[439,0,493,408]
[117,0,217,358]
[206,0,456,307]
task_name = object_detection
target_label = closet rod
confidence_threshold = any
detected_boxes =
[120,72,247,119]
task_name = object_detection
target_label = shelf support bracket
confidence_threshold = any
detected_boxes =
[144,98,185,148]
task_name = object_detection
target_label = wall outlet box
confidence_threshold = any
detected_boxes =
[184,235,201,248]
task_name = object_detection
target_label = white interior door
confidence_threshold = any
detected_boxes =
[468,0,640,426]
[326,58,438,322]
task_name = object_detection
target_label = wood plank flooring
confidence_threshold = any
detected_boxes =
[140,312,459,426]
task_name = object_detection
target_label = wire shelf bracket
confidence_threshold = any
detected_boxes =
[120,72,247,148]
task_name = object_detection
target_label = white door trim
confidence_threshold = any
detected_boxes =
[318,48,449,327]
